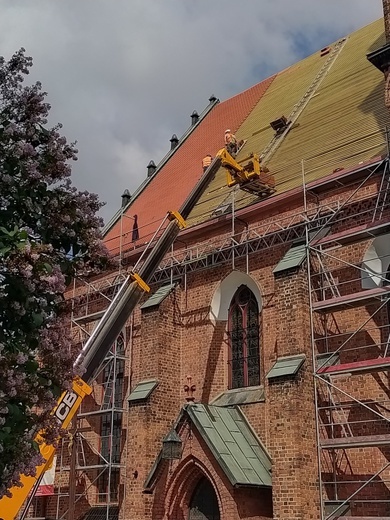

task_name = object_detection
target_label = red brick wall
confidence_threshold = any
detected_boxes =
[268,269,320,520]
[124,292,183,519]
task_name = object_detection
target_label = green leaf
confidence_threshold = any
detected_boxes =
[0,227,11,236]
[31,312,44,327]
[7,403,23,418]
[24,359,39,373]
[43,262,53,274]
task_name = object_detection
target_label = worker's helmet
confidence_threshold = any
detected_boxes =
[225,129,231,133]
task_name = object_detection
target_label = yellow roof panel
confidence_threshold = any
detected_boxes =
[188,19,389,226]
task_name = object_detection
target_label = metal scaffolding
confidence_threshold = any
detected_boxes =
[305,153,390,519]
[47,276,130,520]
[80,157,390,519]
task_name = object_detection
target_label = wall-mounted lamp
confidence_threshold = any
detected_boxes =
[162,428,182,460]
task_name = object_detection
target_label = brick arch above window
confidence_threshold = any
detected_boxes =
[210,270,262,322]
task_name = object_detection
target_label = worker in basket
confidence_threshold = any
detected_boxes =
[224,128,239,156]
[202,154,213,172]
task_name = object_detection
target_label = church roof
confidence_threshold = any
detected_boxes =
[103,76,275,254]
[104,18,389,253]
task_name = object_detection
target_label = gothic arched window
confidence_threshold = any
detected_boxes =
[228,285,260,389]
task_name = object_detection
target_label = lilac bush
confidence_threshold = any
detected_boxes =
[0,49,108,496]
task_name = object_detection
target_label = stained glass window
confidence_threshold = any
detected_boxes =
[228,285,260,389]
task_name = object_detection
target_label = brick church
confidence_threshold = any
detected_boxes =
[27,4,390,520]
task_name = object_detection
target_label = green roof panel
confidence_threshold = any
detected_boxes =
[128,379,159,403]
[140,284,176,310]
[186,404,272,487]
[266,354,306,379]
[212,386,265,406]
[273,243,306,274]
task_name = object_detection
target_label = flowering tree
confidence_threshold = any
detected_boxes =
[0,49,108,497]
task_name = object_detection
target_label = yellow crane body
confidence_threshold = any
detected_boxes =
[1,378,92,520]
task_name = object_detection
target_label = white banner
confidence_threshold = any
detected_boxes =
[36,456,56,496]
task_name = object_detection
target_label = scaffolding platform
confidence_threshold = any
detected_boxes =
[73,310,105,325]
[320,434,390,449]
[317,357,390,376]
[311,217,390,248]
[312,286,390,312]
[61,147,389,520]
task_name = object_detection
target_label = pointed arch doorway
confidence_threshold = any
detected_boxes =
[188,478,220,520]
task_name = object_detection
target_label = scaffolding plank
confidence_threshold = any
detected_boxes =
[313,286,390,312]
[311,217,390,248]
[317,356,390,376]
[321,434,390,449]
[73,310,105,324]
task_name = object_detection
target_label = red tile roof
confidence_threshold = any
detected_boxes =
[104,75,276,255]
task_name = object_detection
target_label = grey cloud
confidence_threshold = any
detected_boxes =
[0,0,382,222]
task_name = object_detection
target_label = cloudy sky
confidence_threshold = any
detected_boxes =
[0,1,383,223]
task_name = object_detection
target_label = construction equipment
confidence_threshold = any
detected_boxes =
[0,166,211,519]
[217,148,276,197]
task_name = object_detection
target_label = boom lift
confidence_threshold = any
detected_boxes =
[0,165,211,519]
[217,148,276,197]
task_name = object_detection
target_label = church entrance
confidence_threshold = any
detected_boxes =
[188,478,220,520]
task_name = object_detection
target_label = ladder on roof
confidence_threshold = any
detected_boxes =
[260,37,348,165]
